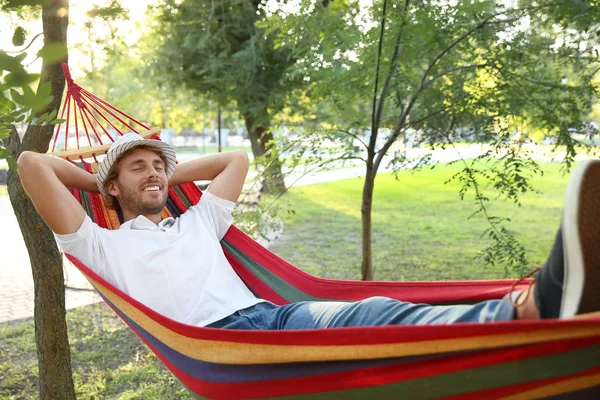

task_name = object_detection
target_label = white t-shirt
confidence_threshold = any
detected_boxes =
[55,191,264,327]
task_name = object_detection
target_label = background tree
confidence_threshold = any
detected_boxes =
[1,0,75,398]
[146,0,318,193]
[68,1,215,134]
[77,52,217,135]
[273,0,599,279]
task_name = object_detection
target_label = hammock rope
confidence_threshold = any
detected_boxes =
[49,64,600,400]
[52,63,150,155]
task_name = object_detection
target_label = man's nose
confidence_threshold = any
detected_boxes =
[147,165,160,178]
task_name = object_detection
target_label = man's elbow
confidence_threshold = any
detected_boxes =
[17,151,36,174]
[236,150,249,172]
[17,151,43,180]
[234,150,249,165]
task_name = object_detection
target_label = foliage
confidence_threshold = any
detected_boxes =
[146,0,323,193]
[1,1,65,167]
[1,0,46,12]
[77,51,219,134]
[71,0,129,74]
[148,0,301,125]
[265,0,600,277]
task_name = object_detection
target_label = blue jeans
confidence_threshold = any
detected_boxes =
[207,292,521,330]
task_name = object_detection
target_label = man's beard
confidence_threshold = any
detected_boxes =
[116,181,168,215]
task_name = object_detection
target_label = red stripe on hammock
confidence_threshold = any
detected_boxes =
[82,163,109,229]
[223,225,528,304]
[71,187,81,204]
[168,187,188,214]
[67,255,600,347]
[179,181,202,205]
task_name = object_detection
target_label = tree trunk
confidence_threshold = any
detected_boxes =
[361,161,376,281]
[243,112,286,194]
[6,1,76,399]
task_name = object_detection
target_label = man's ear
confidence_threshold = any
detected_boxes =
[106,180,119,197]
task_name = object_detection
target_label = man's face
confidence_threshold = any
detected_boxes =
[107,148,169,216]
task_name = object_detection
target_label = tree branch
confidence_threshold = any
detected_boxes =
[374,88,473,168]
[418,19,494,95]
[373,4,552,170]
[499,67,575,90]
[423,63,487,89]
[449,138,512,244]
[373,0,410,133]
[338,128,368,150]
[402,107,446,129]
[5,32,44,53]
[338,154,367,163]
[370,0,389,151]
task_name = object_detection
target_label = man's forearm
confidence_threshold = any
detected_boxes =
[18,151,98,193]
[169,150,249,186]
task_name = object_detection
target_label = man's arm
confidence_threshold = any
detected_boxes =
[169,150,249,202]
[17,151,97,235]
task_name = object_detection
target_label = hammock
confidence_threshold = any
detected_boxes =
[52,64,600,399]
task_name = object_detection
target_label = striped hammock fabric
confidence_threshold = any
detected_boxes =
[65,160,600,400]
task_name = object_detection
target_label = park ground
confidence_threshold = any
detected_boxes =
[0,159,575,399]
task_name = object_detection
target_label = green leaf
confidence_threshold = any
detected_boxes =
[28,110,49,124]
[86,4,128,20]
[0,98,17,113]
[12,26,26,47]
[13,52,27,63]
[11,84,51,112]
[30,82,53,111]
[37,81,51,99]
[2,0,48,9]
[4,71,39,87]
[22,85,40,109]
[0,51,27,73]
[10,88,27,107]
[0,146,17,169]
[36,43,67,64]
[31,109,61,125]
[0,130,11,140]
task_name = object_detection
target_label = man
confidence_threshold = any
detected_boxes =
[17,133,600,329]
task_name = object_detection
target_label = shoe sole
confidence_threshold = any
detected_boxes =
[561,159,600,318]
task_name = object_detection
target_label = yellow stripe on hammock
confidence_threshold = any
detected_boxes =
[81,271,600,365]
[499,373,600,400]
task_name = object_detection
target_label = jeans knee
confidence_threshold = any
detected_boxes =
[358,296,396,310]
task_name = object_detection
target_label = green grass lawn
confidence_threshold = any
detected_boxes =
[0,304,192,400]
[0,160,577,399]
[268,161,571,281]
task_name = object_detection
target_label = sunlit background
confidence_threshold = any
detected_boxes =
[0,0,154,78]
